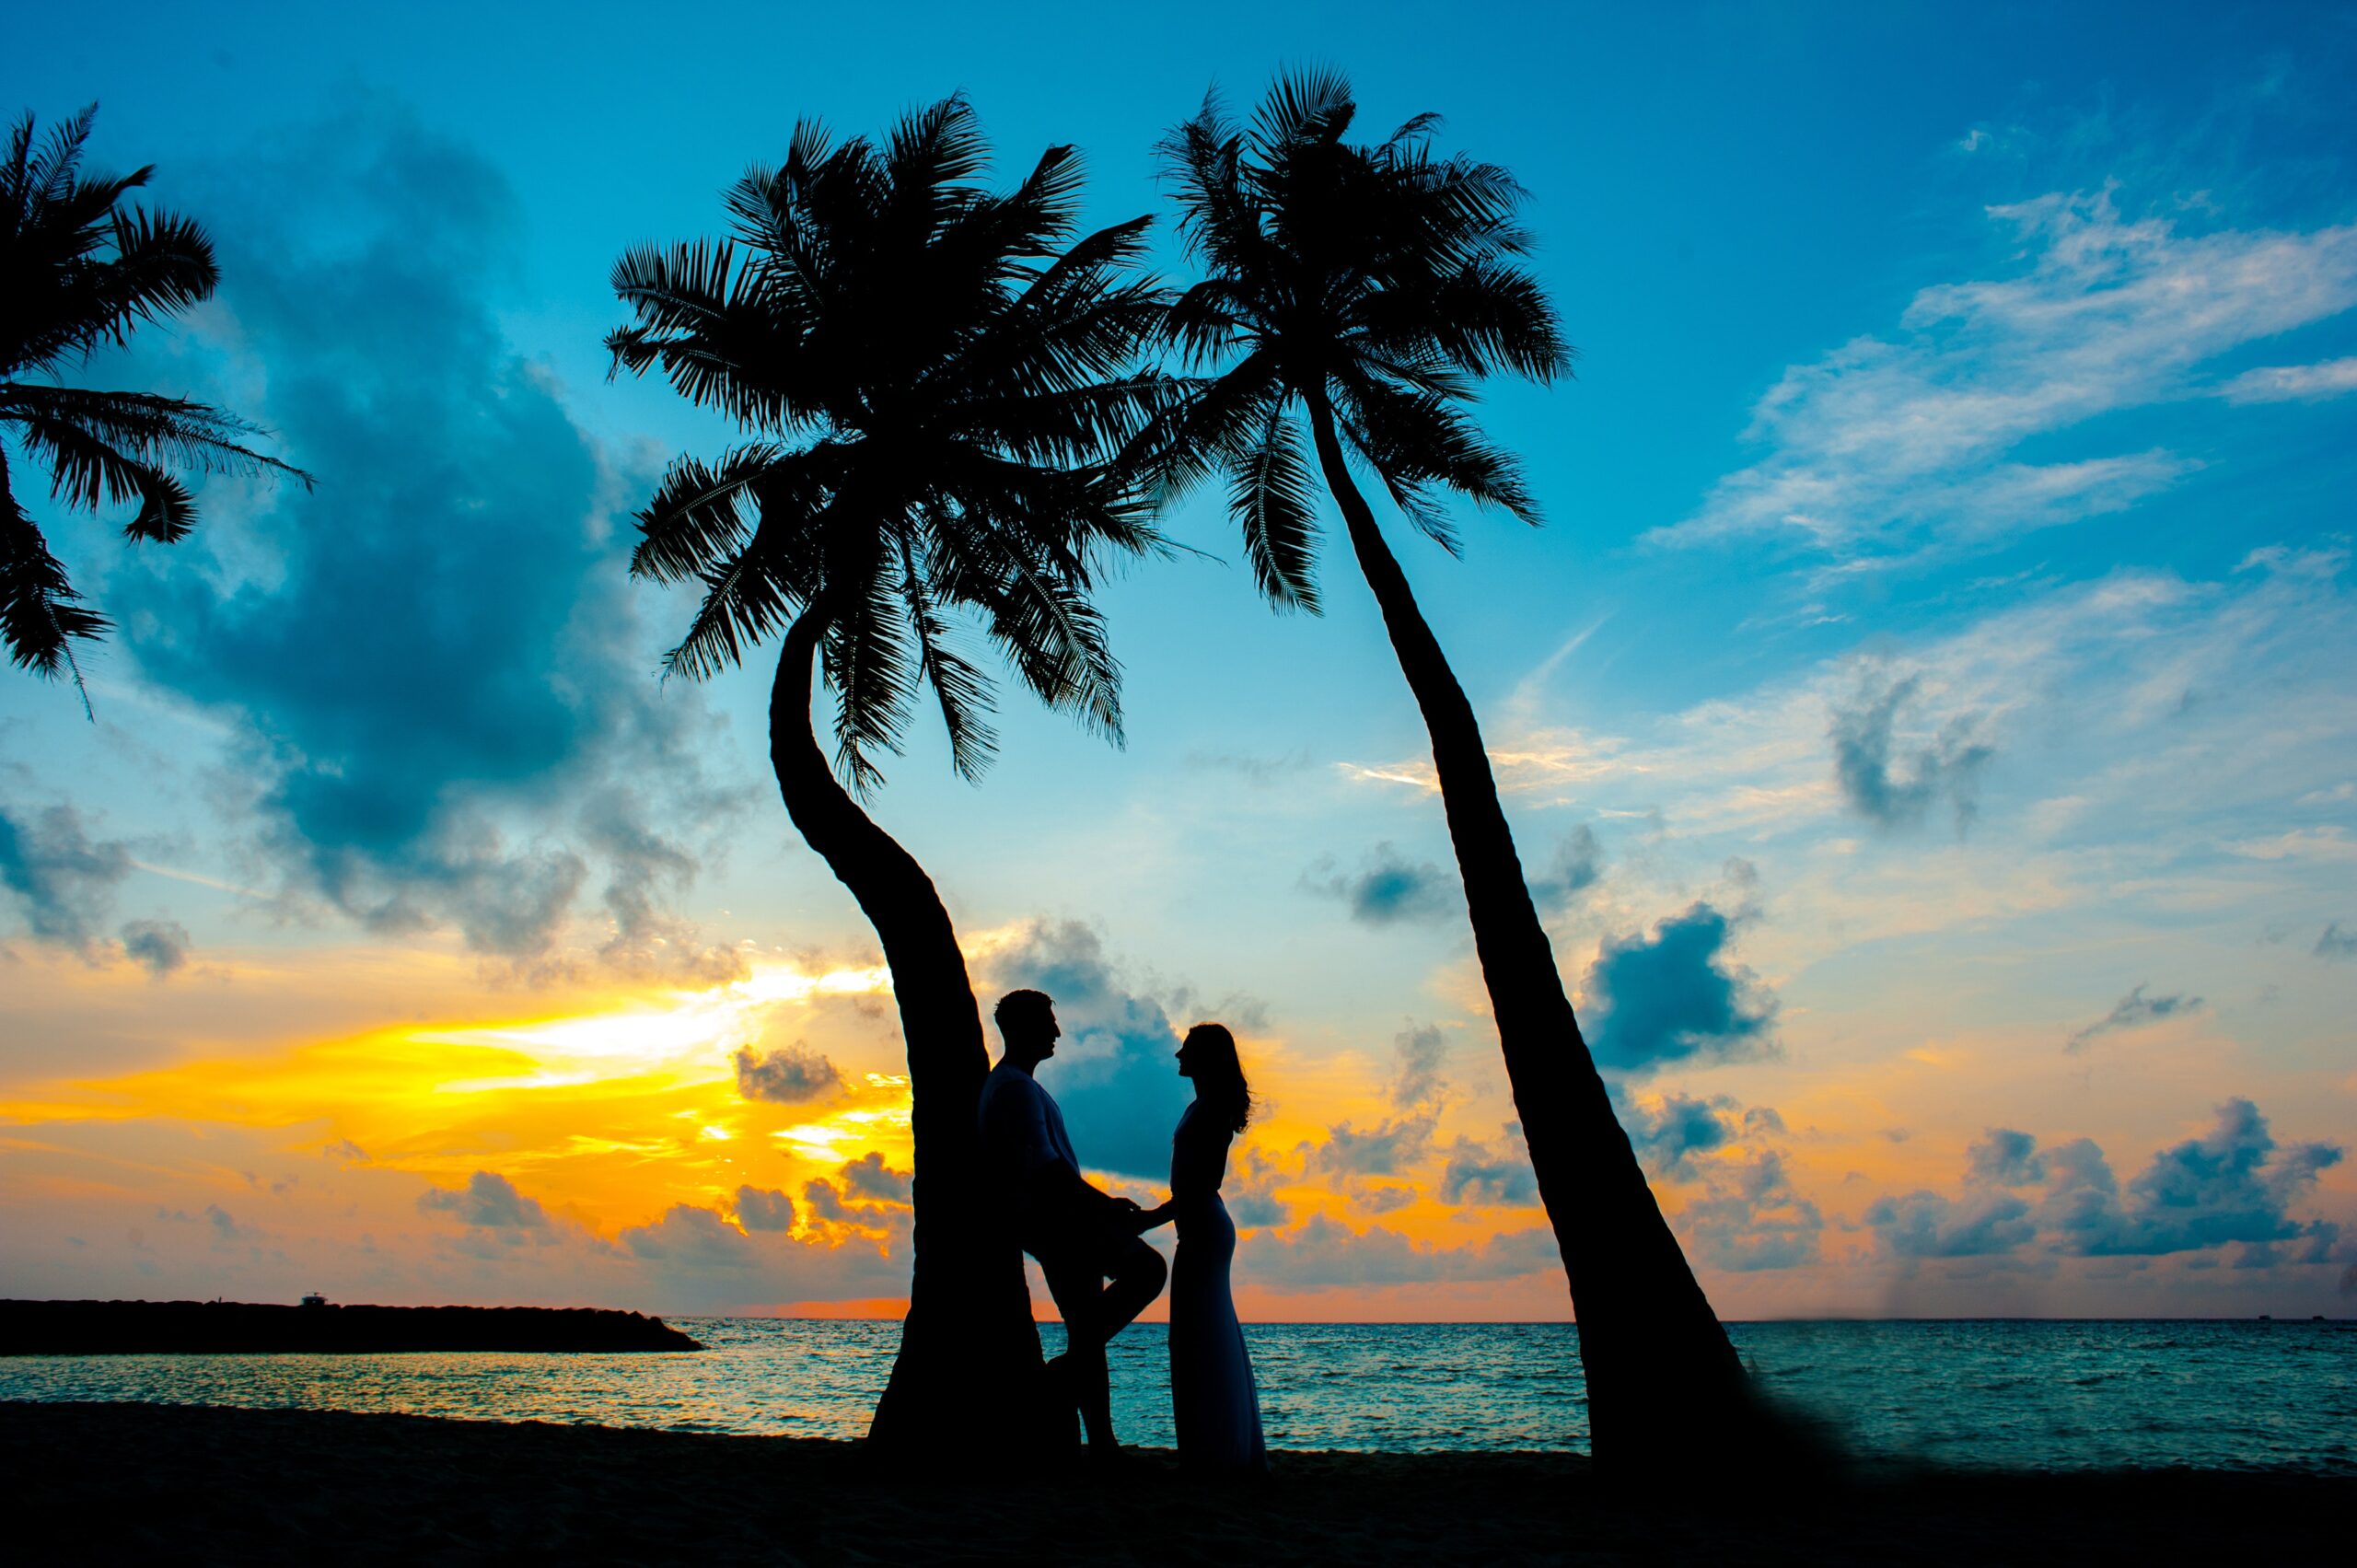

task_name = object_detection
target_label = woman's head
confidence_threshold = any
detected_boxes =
[1177,1022,1251,1132]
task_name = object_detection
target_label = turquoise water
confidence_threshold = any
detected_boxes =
[4,1318,2351,1472]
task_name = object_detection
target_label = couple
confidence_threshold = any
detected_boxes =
[978,988,1268,1474]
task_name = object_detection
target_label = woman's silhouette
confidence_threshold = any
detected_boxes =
[1158,1023,1269,1473]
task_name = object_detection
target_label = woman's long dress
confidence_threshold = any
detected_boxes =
[1168,1100,1269,1473]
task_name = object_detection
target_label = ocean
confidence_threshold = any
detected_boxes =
[4,1318,2351,1472]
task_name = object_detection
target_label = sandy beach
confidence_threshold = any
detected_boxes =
[6,1401,2346,1564]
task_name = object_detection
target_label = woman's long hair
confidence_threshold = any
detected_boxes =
[1185,1022,1252,1133]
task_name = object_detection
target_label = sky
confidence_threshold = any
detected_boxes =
[3,0,2353,1322]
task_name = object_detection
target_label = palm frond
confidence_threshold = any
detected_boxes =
[1117,347,1283,513]
[628,442,787,584]
[96,206,218,339]
[1251,65,1357,152]
[0,450,106,699]
[823,568,915,796]
[663,542,801,685]
[1336,366,1540,532]
[0,109,303,696]
[1229,396,1322,609]
[896,532,998,782]
[3,386,311,485]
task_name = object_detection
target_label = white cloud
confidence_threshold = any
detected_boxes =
[1649,189,2357,559]
[2218,356,2357,402]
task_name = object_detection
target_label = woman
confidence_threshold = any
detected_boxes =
[1160,1022,1269,1474]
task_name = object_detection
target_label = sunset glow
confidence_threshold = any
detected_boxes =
[3,1,2352,1330]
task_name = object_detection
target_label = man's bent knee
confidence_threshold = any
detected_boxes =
[1112,1237,1167,1292]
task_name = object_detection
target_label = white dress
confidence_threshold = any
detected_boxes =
[1168,1101,1269,1473]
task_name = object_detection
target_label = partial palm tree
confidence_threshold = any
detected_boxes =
[607,98,1171,1455]
[1140,70,1759,1468]
[2,105,309,708]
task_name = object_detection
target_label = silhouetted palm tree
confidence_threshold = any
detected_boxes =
[1,106,308,708]
[1142,71,1756,1468]
[607,98,1170,1455]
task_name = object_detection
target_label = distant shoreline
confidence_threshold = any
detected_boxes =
[0,1299,702,1355]
[4,1402,2346,1565]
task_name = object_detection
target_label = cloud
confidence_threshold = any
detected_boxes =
[1183,749,1312,786]
[322,1139,370,1165]
[1300,842,1458,926]
[1653,189,2357,563]
[1864,1189,2037,1260]
[117,919,191,977]
[1829,668,1993,832]
[1306,1115,1436,1179]
[834,1152,911,1205]
[0,803,133,955]
[1966,1128,2046,1188]
[1241,1213,1562,1291]
[203,1203,255,1241]
[2218,356,2357,402]
[614,1200,910,1312]
[417,1170,549,1231]
[986,921,1190,1180]
[1435,1126,1540,1206]
[620,1203,755,1267]
[732,1043,844,1106]
[732,1187,795,1233]
[106,103,744,971]
[1678,1151,1825,1272]
[2314,922,2357,960]
[2071,1098,2342,1257]
[1389,1022,1447,1110]
[1222,1154,1291,1230]
[1619,1092,1742,1180]
[800,1178,904,1236]
[1868,1100,2344,1266]
[580,787,749,983]
[2063,984,2205,1053]
[1583,901,1778,1074]
[1527,824,1605,905]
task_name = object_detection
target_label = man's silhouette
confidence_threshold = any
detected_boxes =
[979,988,1169,1450]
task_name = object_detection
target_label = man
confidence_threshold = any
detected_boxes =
[978,988,1169,1451]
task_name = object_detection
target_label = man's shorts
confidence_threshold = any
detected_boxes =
[1031,1224,1161,1335]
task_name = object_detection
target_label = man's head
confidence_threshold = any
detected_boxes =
[994,989,1061,1067]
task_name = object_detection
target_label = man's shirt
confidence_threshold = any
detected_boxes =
[978,1058,1082,1181]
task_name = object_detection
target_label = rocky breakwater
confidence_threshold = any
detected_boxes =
[0,1299,704,1354]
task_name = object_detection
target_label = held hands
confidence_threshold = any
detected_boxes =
[1113,1196,1176,1235]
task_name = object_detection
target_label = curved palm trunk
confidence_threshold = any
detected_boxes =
[768,607,1062,1460]
[1303,391,1755,1469]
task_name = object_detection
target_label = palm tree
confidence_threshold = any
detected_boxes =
[1141,71,1758,1469]
[2,106,309,708]
[607,98,1170,1456]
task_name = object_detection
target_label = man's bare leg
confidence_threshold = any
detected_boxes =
[1044,1239,1167,1448]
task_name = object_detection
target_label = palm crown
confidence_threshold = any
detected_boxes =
[1141,69,1573,609]
[608,97,1175,791]
[1,105,308,694]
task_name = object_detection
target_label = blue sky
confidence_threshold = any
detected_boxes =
[2,2,2352,1318]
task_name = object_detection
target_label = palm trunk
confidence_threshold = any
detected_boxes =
[767,606,1062,1460]
[1303,390,1755,1469]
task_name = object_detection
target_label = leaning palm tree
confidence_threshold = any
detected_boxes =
[2,105,309,707]
[607,98,1170,1456]
[1140,71,1759,1469]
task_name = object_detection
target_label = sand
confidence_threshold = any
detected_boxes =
[4,1400,2345,1564]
